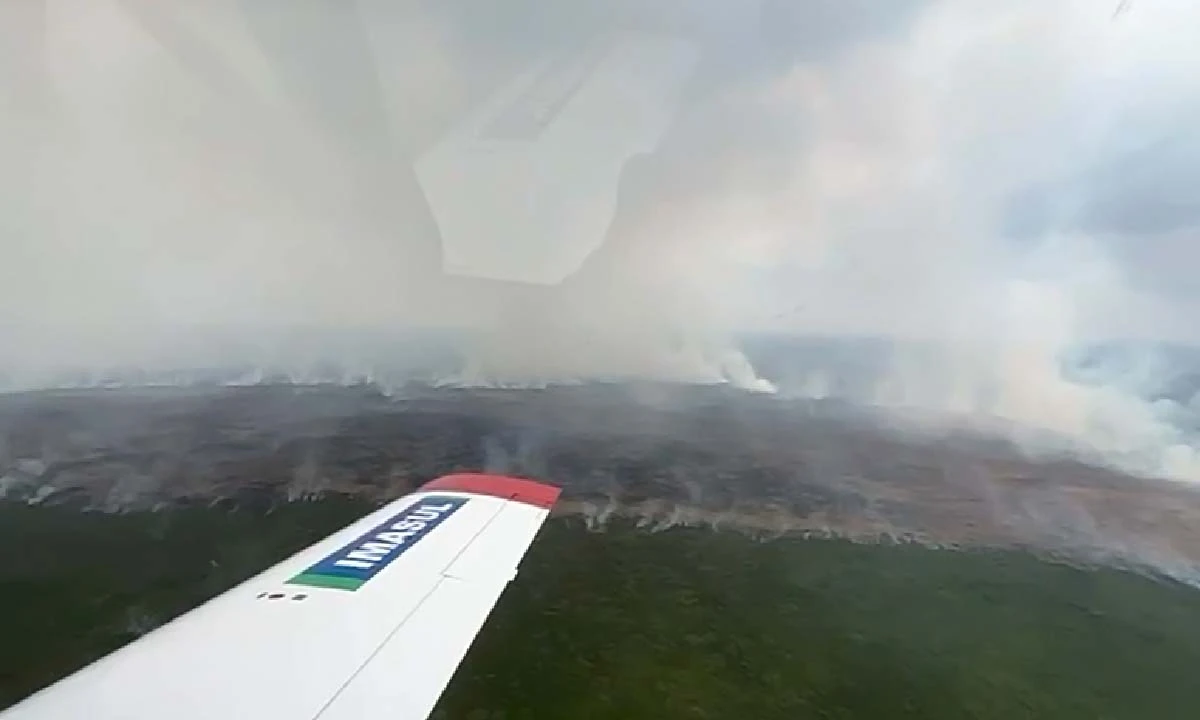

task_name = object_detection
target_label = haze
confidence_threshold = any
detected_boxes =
[2,0,1200,478]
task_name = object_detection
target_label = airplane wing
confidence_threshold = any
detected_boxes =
[2,473,561,720]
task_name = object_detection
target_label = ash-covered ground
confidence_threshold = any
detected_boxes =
[4,380,1200,583]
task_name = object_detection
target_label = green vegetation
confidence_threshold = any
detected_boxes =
[0,498,372,706]
[3,501,1200,718]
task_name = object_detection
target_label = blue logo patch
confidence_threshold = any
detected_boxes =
[288,495,468,591]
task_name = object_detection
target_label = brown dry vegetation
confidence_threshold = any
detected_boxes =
[3,383,1199,578]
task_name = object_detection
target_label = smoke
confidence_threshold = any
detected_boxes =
[563,0,1200,479]
[812,1,1200,480]
[4,1,1200,478]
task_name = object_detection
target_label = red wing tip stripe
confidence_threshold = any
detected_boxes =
[419,473,562,509]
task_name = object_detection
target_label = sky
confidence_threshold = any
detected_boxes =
[2,0,1200,476]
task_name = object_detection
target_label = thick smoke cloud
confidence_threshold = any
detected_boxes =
[3,0,1200,478]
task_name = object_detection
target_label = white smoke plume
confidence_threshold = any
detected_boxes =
[3,0,1200,478]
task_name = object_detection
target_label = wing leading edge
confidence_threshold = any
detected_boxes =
[2,473,562,720]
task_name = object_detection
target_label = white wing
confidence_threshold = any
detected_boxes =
[2,473,561,720]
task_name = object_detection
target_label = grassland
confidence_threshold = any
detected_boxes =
[2,499,1200,719]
